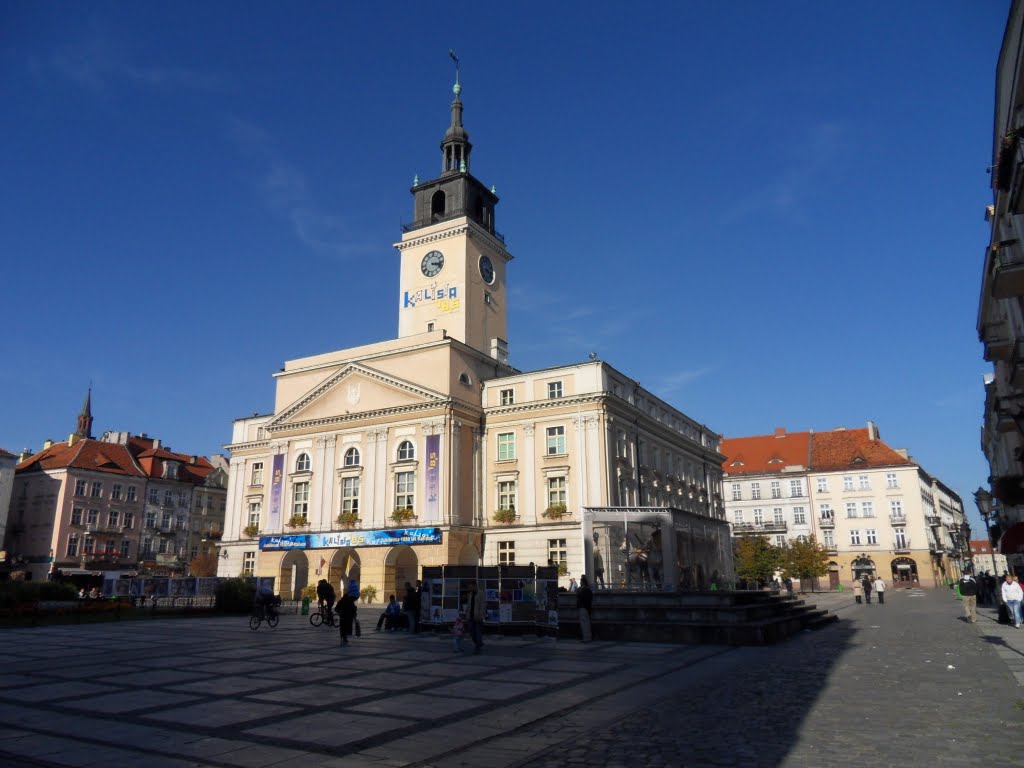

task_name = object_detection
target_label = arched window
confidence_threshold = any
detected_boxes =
[295,453,311,472]
[431,190,446,220]
[397,440,415,461]
[344,447,360,467]
[459,372,472,386]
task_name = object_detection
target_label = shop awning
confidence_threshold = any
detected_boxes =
[998,523,1024,555]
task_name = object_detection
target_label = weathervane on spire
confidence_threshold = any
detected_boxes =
[449,49,461,96]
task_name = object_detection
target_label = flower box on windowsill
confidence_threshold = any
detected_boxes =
[390,509,416,525]
[493,508,518,525]
[541,504,569,520]
[243,525,261,538]
[336,513,360,528]
[286,515,310,529]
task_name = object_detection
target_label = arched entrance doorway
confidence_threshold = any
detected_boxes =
[280,550,310,600]
[891,556,918,585]
[328,549,361,597]
[852,556,875,581]
[385,545,419,596]
[456,541,480,565]
[828,561,840,591]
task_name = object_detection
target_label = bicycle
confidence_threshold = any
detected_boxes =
[249,600,280,630]
[309,601,336,628]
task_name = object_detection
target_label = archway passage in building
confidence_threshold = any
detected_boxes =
[456,540,480,566]
[891,556,918,585]
[385,545,419,596]
[280,550,310,600]
[328,548,361,597]
[828,561,840,591]
[852,557,875,581]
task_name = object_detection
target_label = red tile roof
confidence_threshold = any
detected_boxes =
[810,428,913,472]
[720,430,812,476]
[16,439,146,476]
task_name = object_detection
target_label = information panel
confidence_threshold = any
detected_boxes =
[259,527,443,551]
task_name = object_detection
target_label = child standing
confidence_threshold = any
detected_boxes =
[452,613,466,653]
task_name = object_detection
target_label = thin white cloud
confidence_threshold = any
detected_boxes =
[650,367,714,397]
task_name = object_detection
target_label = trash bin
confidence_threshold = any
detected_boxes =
[301,597,311,615]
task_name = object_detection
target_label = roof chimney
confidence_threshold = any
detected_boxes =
[867,420,877,441]
[18,448,33,462]
[774,427,786,438]
[42,439,53,450]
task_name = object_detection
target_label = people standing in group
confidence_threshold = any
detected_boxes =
[403,581,419,634]
[335,588,358,645]
[862,576,873,604]
[576,574,594,642]
[464,581,486,654]
[853,578,864,604]
[958,569,979,623]
[451,612,466,653]
[874,575,886,604]
[376,594,403,631]
[1002,573,1024,628]
[568,576,579,593]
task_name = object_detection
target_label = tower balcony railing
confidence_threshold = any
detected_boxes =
[401,209,505,244]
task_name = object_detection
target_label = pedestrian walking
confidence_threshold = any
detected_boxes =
[853,578,864,604]
[451,612,465,653]
[402,581,419,634]
[464,580,486,654]
[958,570,979,623]
[862,576,873,604]
[1001,574,1024,628]
[335,590,358,646]
[874,575,886,604]
[577,574,594,642]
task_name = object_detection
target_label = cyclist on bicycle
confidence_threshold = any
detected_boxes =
[316,579,336,617]
[255,584,278,620]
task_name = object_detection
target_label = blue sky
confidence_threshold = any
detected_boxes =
[0,2,1009,532]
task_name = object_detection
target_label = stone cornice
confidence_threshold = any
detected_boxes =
[394,224,469,251]
[225,441,271,454]
[268,400,447,435]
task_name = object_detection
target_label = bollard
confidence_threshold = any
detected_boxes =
[837,584,843,593]
[301,597,311,615]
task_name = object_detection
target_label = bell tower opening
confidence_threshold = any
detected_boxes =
[431,190,446,221]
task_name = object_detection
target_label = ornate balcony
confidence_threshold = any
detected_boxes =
[733,522,788,535]
[81,523,126,535]
[818,517,835,529]
[889,514,908,526]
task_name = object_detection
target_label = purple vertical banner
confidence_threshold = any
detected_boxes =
[425,435,440,522]
[269,454,285,529]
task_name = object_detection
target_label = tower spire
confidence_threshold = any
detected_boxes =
[441,50,471,175]
[76,386,93,440]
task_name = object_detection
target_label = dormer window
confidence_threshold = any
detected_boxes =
[295,453,311,473]
[397,440,415,461]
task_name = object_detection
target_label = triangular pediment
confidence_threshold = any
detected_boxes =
[267,363,446,431]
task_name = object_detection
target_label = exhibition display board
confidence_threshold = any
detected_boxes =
[420,564,559,627]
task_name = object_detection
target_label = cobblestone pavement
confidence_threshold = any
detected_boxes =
[0,589,1020,768]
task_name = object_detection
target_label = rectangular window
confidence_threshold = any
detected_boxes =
[500,388,514,406]
[890,500,903,518]
[858,475,870,490]
[164,491,173,506]
[547,476,567,507]
[108,510,119,527]
[866,529,877,545]
[773,508,784,524]
[242,552,255,576]
[547,381,563,399]
[71,508,83,525]
[734,511,744,524]
[816,478,828,493]
[124,512,134,529]
[751,483,761,500]
[547,538,567,566]
[293,482,310,520]
[67,535,79,557]
[111,484,123,500]
[342,477,360,516]
[546,426,566,455]
[886,472,898,489]
[843,476,853,491]
[162,513,172,529]
[252,462,264,485]
[894,528,908,549]
[149,488,159,503]
[248,501,262,528]
[83,538,95,554]
[145,511,156,528]
[498,480,517,511]
[753,508,764,524]
[395,471,415,513]
[75,479,87,496]
[126,486,137,502]
[90,481,102,498]
[820,503,833,520]
[861,501,874,518]
[789,480,803,498]
[793,507,806,525]
[121,540,130,557]
[498,540,515,566]
[823,530,834,547]
[87,509,98,525]
[142,537,153,556]
[846,502,858,518]
[770,481,781,499]
[775,535,786,547]
[850,530,861,546]
[731,483,742,501]
[158,538,169,555]
[497,432,516,461]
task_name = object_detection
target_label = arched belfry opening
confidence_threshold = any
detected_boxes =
[431,190,446,221]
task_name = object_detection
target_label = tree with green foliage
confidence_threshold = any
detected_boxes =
[733,535,784,585]
[781,535,831,591]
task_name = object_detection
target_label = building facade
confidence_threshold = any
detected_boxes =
[218,76,729,599]
[979,0,1024,576]
[722,423,969,589]
[0,448,15,562]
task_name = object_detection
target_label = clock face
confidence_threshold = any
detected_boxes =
[479,255,495,285]
[421,250,444,277]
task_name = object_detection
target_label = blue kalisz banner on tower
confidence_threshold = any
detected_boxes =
[425,434,440,521]
[259,527,443,551]
[268,454,284,530]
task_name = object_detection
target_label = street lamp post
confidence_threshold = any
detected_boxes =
[974,488,1000,604]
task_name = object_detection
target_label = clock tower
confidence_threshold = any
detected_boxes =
[395,70,512,365]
